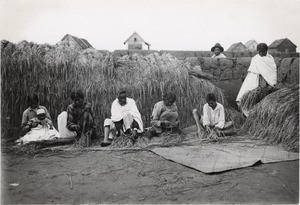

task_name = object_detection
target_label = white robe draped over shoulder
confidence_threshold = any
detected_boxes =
[236,53,277,103]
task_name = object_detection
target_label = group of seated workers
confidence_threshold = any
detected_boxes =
[20,90,233,146]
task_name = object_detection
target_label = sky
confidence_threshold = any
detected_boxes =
[0,0,299,52]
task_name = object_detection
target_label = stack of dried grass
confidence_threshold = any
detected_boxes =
[2,40,230,139]
[240,85,280,111]
[241,85,299,151]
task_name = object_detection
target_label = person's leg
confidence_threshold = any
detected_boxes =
[102,119,114,145]
[222,121,234,130]
[192,109,204,132]
[131,120,140,140]
[114,119,124,136]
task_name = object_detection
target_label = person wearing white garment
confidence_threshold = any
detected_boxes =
[236,43,277,116]
[192,93,233,135]
[101,90,144,147]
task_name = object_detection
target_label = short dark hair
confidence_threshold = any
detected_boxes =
[70,90,84,101]
[257,43,268,52]
[206,93,216,102]
[163,92,176,103]
[27,93,39,106]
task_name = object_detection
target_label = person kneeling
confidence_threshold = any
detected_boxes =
[101,90,144,147]
[192,93,233,137]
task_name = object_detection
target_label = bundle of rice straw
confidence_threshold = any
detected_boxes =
[241,85,299,151]
[240,85,280,111]
[2,40,231,138]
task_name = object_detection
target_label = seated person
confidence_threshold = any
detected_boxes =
[150,92,179,134]
[21,93,51,135]
[236,43,277,116]
[66,90,95,139]
[192,93,233,135]
[101,90,144,147]
[211,43,226,59]
[17,109,60,144]
[25,109,53,130]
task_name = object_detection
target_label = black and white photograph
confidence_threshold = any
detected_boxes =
[1,0,299,204]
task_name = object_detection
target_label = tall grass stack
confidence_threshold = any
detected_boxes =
[241,84,299,151]
[2,40,230,139]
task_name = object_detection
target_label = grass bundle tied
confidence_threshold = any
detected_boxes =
[240,85,299,152]
[2,40,234,141]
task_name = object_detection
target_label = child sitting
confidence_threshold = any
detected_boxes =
[25,109,54,131]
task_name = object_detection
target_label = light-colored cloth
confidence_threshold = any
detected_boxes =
[17,124,61,144]
[236,53,277,102]
[203,103,225,129]
[211,53,227,59]
[57,111,77,138]
[21,105,51,127]
[110,98,143,132]
[150,101,179,133]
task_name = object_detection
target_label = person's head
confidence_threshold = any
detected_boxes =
[71,90,84,108]
[257,43,268,57]
[206,93,217,109]
[28,93,39,109]
[211,43,224,56]
[36,109,46,121]
[163,92,176,106]
[118,90,127,106]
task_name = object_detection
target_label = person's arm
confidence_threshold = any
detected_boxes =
[215,105,225,129]
[150,103,163,127]
[202,104,210,129]
[66,106,79,131]
[21,110,28,128]
[45,118,53,129]
[43,107,52,121]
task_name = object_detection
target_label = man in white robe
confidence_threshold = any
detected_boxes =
[236,43,277,116]
[101,90,143,146]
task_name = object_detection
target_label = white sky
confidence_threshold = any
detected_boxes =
[0,0,299,51]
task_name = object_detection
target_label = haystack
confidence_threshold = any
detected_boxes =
[241,85,299,151]
[2,40,233,139]
[240,85,280,111]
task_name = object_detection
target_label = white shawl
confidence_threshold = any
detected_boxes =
[236,53,277,102]
[111,98,144,132]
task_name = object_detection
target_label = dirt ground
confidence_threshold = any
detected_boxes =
[1,147,299,204]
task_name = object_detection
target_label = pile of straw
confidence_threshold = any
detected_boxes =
[240,85,280,111]
[2,40,228,139]
[241,85,299,151]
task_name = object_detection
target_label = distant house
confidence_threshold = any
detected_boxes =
[60,34,93,49]
[269,38,297,53]
[124,32,150,50]
[227,42,247,52]
[245,40,258,52]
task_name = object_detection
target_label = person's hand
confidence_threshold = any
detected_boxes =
[31,122,38,128]
[205,125,211,132]
[162,121,172,127]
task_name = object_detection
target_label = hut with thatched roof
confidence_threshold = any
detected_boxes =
[59,34,93,50]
